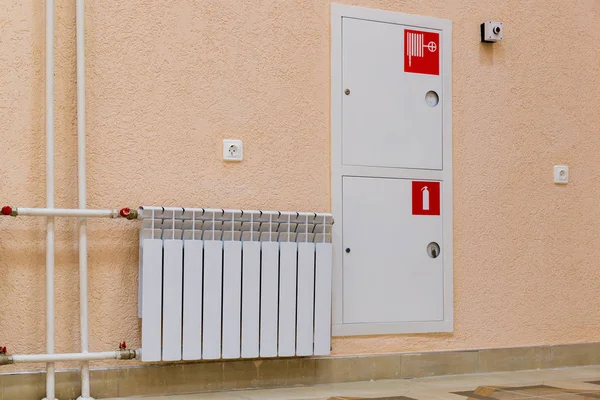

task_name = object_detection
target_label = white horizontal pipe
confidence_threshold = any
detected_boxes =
[15,208,122,218]
[10,350,137,364]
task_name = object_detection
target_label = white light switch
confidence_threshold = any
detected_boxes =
[554,165,568,184]
[223,140,243,161]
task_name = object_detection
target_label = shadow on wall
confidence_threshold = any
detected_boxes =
[479,41,505,65]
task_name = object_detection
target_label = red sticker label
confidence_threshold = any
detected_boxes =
[404,29,440,76]
[412,181,440,216]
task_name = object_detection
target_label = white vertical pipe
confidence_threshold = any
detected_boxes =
[45,0,56,398]
[76,0,91,398]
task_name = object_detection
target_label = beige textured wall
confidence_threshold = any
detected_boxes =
[1,0,600,372]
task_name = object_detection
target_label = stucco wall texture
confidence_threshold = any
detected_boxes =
[1,0,600,372]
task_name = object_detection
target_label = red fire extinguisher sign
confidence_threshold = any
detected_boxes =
[404,29,440,76]
[412,181,440,216]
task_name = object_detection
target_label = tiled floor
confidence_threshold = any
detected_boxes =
[106,365,600,400]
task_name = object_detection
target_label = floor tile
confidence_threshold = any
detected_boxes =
[541,381,600,393]
[494,385,566,397]
[172,395,247,400]
[287,398,330,400]
[104,393,247,400]
[412,389,481,400]
[538,395,600,400]
[452,387,536,399]
[231,380,416,400]
[558,367,600,380]
[103,364,600,400]
[233,385,340,400]
[413,373,539,390]
[338,397,418,400]
[325,379,414,395]
[408,395,454,400]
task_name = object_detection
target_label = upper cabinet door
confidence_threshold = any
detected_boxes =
[342,17,443,170]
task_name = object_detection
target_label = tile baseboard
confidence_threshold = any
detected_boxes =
[2,342,600,399]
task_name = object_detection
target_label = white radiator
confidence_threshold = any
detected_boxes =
[138,206,333,362]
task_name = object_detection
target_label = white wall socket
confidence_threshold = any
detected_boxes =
[223,139,243,161]
[554,165,568,184]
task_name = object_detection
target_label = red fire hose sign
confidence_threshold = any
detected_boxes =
[412,181,440,216]
[404,29,440,75]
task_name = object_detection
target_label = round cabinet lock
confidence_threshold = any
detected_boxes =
[425,90,439,107]
[344,89,351,95]
[427,242,441,259]
[345,248,351,253]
